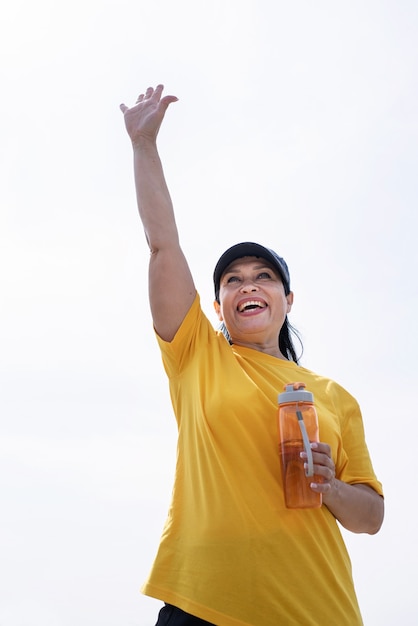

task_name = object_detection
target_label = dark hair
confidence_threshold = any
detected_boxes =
[219,317,303,365]
[279,317,303,364]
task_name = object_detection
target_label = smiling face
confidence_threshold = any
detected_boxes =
[213,256,294,356]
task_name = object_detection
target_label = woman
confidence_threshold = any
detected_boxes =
[120,85,384,626]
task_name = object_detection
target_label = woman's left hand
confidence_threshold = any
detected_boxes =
[301,441,384,534]
[301,441,336,494]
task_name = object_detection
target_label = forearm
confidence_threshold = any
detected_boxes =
[322,481,384,535]
[132,137,179,252]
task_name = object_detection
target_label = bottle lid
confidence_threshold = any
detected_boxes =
[278,382,314,404]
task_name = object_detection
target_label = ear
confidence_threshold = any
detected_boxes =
[213,300,223,321]
[286,291,294,314]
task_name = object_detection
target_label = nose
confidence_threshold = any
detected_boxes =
[240,279,258,293]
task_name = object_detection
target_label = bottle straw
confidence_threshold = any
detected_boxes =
[296,410,314,477]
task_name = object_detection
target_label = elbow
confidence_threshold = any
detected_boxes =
[367,496,385,535]
[351,484,385,535]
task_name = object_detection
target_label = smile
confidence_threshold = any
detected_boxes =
[237,300,267,312]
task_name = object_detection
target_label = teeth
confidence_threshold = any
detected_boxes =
[239,300,264,312]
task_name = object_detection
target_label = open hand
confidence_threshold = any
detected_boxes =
[120,84,178,146]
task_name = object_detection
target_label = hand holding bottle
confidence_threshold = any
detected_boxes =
[300,441,336,494]
[278,382,336,509]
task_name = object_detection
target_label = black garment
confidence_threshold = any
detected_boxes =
[155,604,216,626]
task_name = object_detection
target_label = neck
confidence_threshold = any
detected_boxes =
[232,339,288,360]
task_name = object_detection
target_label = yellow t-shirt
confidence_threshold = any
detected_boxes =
[142,294,383,626]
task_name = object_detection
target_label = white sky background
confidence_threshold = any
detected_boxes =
[1,1,417,624]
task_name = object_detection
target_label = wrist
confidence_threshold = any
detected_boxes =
[322,477,341,507]
[131,133,158,151]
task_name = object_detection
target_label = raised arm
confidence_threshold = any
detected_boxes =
[120,84,196,341]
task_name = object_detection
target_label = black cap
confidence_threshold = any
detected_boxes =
[213,242,291,301]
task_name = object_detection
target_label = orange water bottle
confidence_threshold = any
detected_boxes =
[278,382,322,509]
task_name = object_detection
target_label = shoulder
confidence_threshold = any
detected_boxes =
[296,365,360,411]
[155,293,231,370]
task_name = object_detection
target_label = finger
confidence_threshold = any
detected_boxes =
[302,448,334,470]
[310,441,332,457]
[301,448,332,466]
[311,451,334,466]
[119,103,129,113]
[159,95,179,112]
[310,481,333,494]
[136,93,145,103]
[317,464,335,481]
[144,86,154,99]
[307,457,335,481]
[153,84,164,100]
[312,456,335,478]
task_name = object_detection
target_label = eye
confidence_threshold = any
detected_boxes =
[226,275,240,283]
[257,271,272,279]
